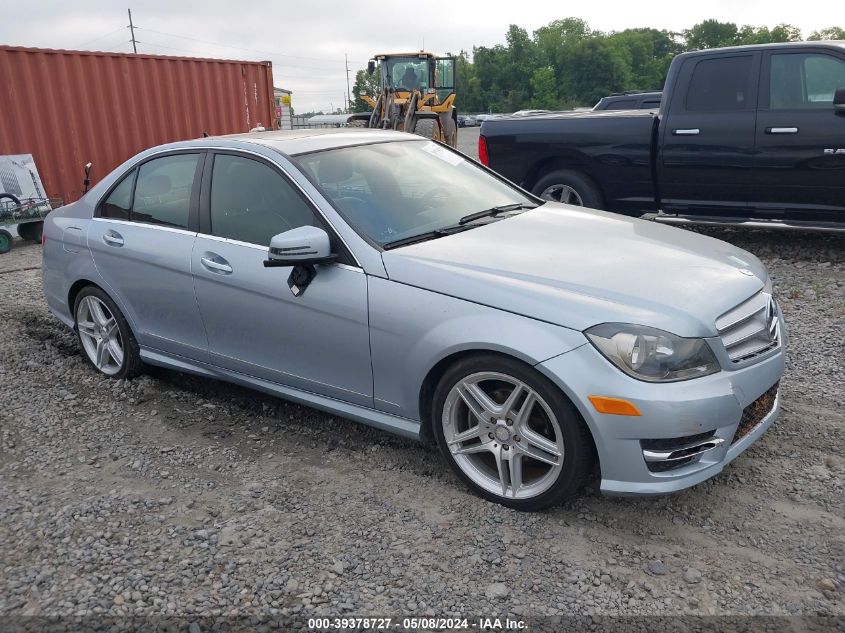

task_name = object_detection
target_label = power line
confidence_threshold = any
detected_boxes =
[73,26,127,49]
[134,26,368,66]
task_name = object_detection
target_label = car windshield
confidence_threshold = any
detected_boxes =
[295,140,536,247]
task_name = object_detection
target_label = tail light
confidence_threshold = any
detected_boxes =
[478,134,489,166]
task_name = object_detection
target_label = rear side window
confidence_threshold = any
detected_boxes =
[605,99,636,110]
[641,100,661,109]
[770,53,845,109]
[100,170,134,220]
[132,154,199,229]
[209,154,317,246]
[686,56,753,112]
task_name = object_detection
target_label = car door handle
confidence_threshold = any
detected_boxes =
[102,230,124,247]
[200,254,233,274]
[765,127,798,134]
[672,128,700,136]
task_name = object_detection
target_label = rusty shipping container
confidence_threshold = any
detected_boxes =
[0,45,275,203]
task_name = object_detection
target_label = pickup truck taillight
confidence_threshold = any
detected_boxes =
[478,134,489,166]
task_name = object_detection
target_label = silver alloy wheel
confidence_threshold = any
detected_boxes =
[540,184,584,206]
[442,371,565,500]
[76,296,124,376]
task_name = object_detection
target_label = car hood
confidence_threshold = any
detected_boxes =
[380,204,767,337]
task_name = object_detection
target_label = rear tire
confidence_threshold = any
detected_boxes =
[74,286,143,379]
[17,221,43,243]
[0,229,12,254]
[412,118,441,142]
[532,169,603,209]
[432,353,595,511]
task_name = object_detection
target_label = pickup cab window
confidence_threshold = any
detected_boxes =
[685,56,753,111]
[770,53,845,109]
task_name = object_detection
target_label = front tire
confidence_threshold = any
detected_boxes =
[532,169,603,209]
[432,354,594,510]
[74,286,143,379]
[412,117,441,142]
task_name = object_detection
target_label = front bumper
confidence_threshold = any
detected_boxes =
[537,335,785,496]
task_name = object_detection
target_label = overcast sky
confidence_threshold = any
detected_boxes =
[1,1,839,112]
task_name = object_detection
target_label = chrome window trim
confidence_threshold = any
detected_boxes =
[91,217,196,237]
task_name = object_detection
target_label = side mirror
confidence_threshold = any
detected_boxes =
[367,60,375,75]
[834,87,845,112]
[264,226,336,267]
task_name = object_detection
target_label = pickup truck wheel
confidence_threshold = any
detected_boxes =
[533,170,602,209]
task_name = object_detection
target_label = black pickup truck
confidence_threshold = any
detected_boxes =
[479,42,845,229]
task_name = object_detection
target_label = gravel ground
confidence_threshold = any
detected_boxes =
[0,227,843,627]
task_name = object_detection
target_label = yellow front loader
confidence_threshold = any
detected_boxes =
[348,52,458,147]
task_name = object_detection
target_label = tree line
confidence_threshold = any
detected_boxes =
[349,19,845,113]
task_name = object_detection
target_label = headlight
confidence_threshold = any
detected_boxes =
[585,323,720,383]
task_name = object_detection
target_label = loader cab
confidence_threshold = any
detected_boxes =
[372,52,456,100]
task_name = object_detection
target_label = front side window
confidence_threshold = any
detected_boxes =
[686,56,753,112]
[209,154,317,246]
[296,140,535,246]
[100,169,135,220]
[131,154,199,228]
[770,53,845,109]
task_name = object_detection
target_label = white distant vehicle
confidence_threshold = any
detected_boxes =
[475,114,501,124]
[511,109,551,117]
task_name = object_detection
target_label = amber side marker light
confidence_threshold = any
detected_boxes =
[588,395,642,416]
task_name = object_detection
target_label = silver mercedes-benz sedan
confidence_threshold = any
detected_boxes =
[42,129,786,510]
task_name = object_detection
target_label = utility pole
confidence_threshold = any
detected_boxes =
[345,54,352,113]
[128,8,138,53]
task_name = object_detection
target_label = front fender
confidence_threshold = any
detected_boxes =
[368,276,586,420]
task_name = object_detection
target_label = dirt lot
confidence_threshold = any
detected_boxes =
[0,227,843,626]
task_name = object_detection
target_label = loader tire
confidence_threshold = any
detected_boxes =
[413,118,441,142]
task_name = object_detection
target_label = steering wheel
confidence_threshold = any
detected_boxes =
[334,196,395,237]
[419,186,452,210]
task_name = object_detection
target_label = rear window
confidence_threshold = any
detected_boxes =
[132,154,199,229]
[686,56,753,112]
[100,170,134,220]
[605,99,636,110]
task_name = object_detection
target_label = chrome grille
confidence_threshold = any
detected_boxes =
[716,291,780,362]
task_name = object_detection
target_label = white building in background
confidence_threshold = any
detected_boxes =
[274,88,293,130]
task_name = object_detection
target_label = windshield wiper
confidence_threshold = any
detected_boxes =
[383,203,538,250]
[458,202,536,225]
[382,224,473,250]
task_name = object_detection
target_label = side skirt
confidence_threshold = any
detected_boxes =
[139,348,422,441]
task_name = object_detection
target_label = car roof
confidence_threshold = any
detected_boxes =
[179,128,417,156]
